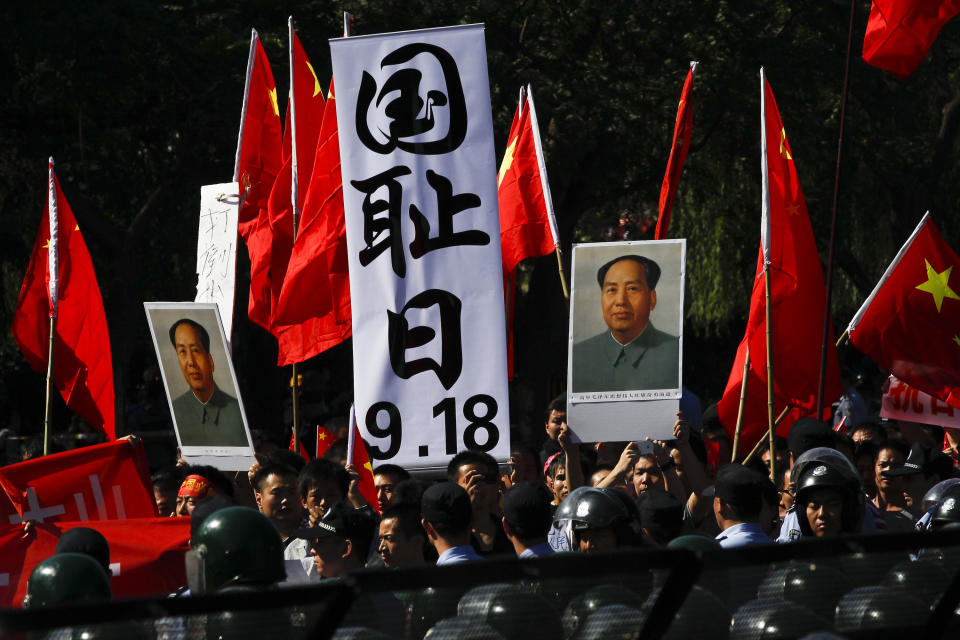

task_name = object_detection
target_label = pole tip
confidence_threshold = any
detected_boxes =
[48,156,55,168]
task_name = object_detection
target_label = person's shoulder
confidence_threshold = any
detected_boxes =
[645,323,679,346]
[573,332,609,352]
[172,390,194,409]
[210,385,240,407]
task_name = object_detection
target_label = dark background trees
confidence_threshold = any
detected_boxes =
[2,1,959,459]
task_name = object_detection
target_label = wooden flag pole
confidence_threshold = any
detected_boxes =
[43,315,56,456]
[731,346,750,462]
[816,0,857,416]
[555,247,570,302]
[742,405,792,466]
[764,264,776,483]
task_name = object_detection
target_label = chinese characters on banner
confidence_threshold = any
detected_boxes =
[330,25,510,471]
[195,183,240,341]
[881,376,960,429]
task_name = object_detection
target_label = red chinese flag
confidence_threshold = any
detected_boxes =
[0,439,156,525]
[498,88,557,277]
[655,63,696,240]
[12,161,116,440]
[235,31,284,331]
[288,430,311,461]
[848,214,960,409]
[315,425,336,459]
[349,423,379,514]
[863,0,960,79]
[716,75,842,453]
[0,518,190,606]
[273,78,351,364]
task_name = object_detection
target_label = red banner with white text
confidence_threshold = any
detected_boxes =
[0,517,190,607]
[0,440,156,525]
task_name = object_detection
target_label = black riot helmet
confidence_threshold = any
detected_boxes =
[922,478,960,514]
[186,506,285,594]
[932,491,960,529]
[554,487,642,548]
[22,553,111,609]
[757,562,851,622]
[794,460,864,537]
[834,585,927,634]
[562,584,644,639]
[730,599,829,640]
[575,604,645,640]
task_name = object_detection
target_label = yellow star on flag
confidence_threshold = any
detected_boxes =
[305,61,321,97]
[75,224,79,231]
[268,88,279,117]
[916,259,960,312]
[42,238,50,249]
[786,202,801,217]
[318,431,327,440]
[498,136,518,187]
[363,462,373,473]
[779,128,792,160]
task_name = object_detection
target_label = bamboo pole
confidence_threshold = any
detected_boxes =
[742,405,792,466]
[43,315,56,456]
[555,247,570,303]
[731,346,750,462]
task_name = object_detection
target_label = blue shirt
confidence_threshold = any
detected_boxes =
[519,542,555,559]
[715,522,771,548]
[436,545,483,566]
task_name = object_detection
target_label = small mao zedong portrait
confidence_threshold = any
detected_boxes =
[569,241,684,400]
[145,303,251,450]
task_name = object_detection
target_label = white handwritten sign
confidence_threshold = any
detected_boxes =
[195,183,239,342]
[882,376,960,429]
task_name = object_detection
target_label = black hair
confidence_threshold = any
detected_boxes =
[380,503,425,541]
[851,421,887,444]
[503,485,553,540]
[596,255,661,290]
[854,441,879,463]
[372,464,411,482]
[298,458,349,500]
[183,464,234,497]
[168,318,210,352]
[151,467,186,493]
[446,450,498,481]
[258,449,307,474]
[875,439,910,463]
[546,453,566,480]
[251,463,298,493]
[545,394,566,421]
[390,478,428,508]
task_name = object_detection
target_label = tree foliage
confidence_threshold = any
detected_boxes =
[2,1,959,440]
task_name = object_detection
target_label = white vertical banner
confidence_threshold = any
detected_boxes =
[195,183,239,342]
[331,24,510,472]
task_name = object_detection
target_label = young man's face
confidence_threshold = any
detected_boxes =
[378,517,422,569]
[875,447,905,494]
[545,410,566,441]
[578,527,617,553]
[805,488,844,537]
[304,478,344,519]
[155,487,177,517]
[310,535,349,578]
[632,457,662,497]
[374,473,401,513]
[257,472,300,536]
[548,467,568,504]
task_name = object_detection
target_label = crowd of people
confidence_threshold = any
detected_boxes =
[16,386,960,637]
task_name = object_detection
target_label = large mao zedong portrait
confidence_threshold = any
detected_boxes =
[145,303,252,451]
[568,240,685,402]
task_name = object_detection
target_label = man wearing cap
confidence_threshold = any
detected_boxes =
[572,255,680,393]
[709,464,772,548]
[294,503,376,579]
[501,482,555,558]
[421,482,483,566]
[884,442,954,520]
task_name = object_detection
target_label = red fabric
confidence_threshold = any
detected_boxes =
[315,425,336,459]
[655,66,695,240]
[273,78,350,365]
[288,431,312,461]
[237,36,284,332]
[849,216,960,409]
[11,164,116,440]
[498,98,556,277]
[0,518,190,607]
[0,440,156,525]
[717,79,842,453]
[351,425,379,514]
[863,0,960,79]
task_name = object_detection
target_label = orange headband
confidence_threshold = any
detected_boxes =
[178,474,216,499]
